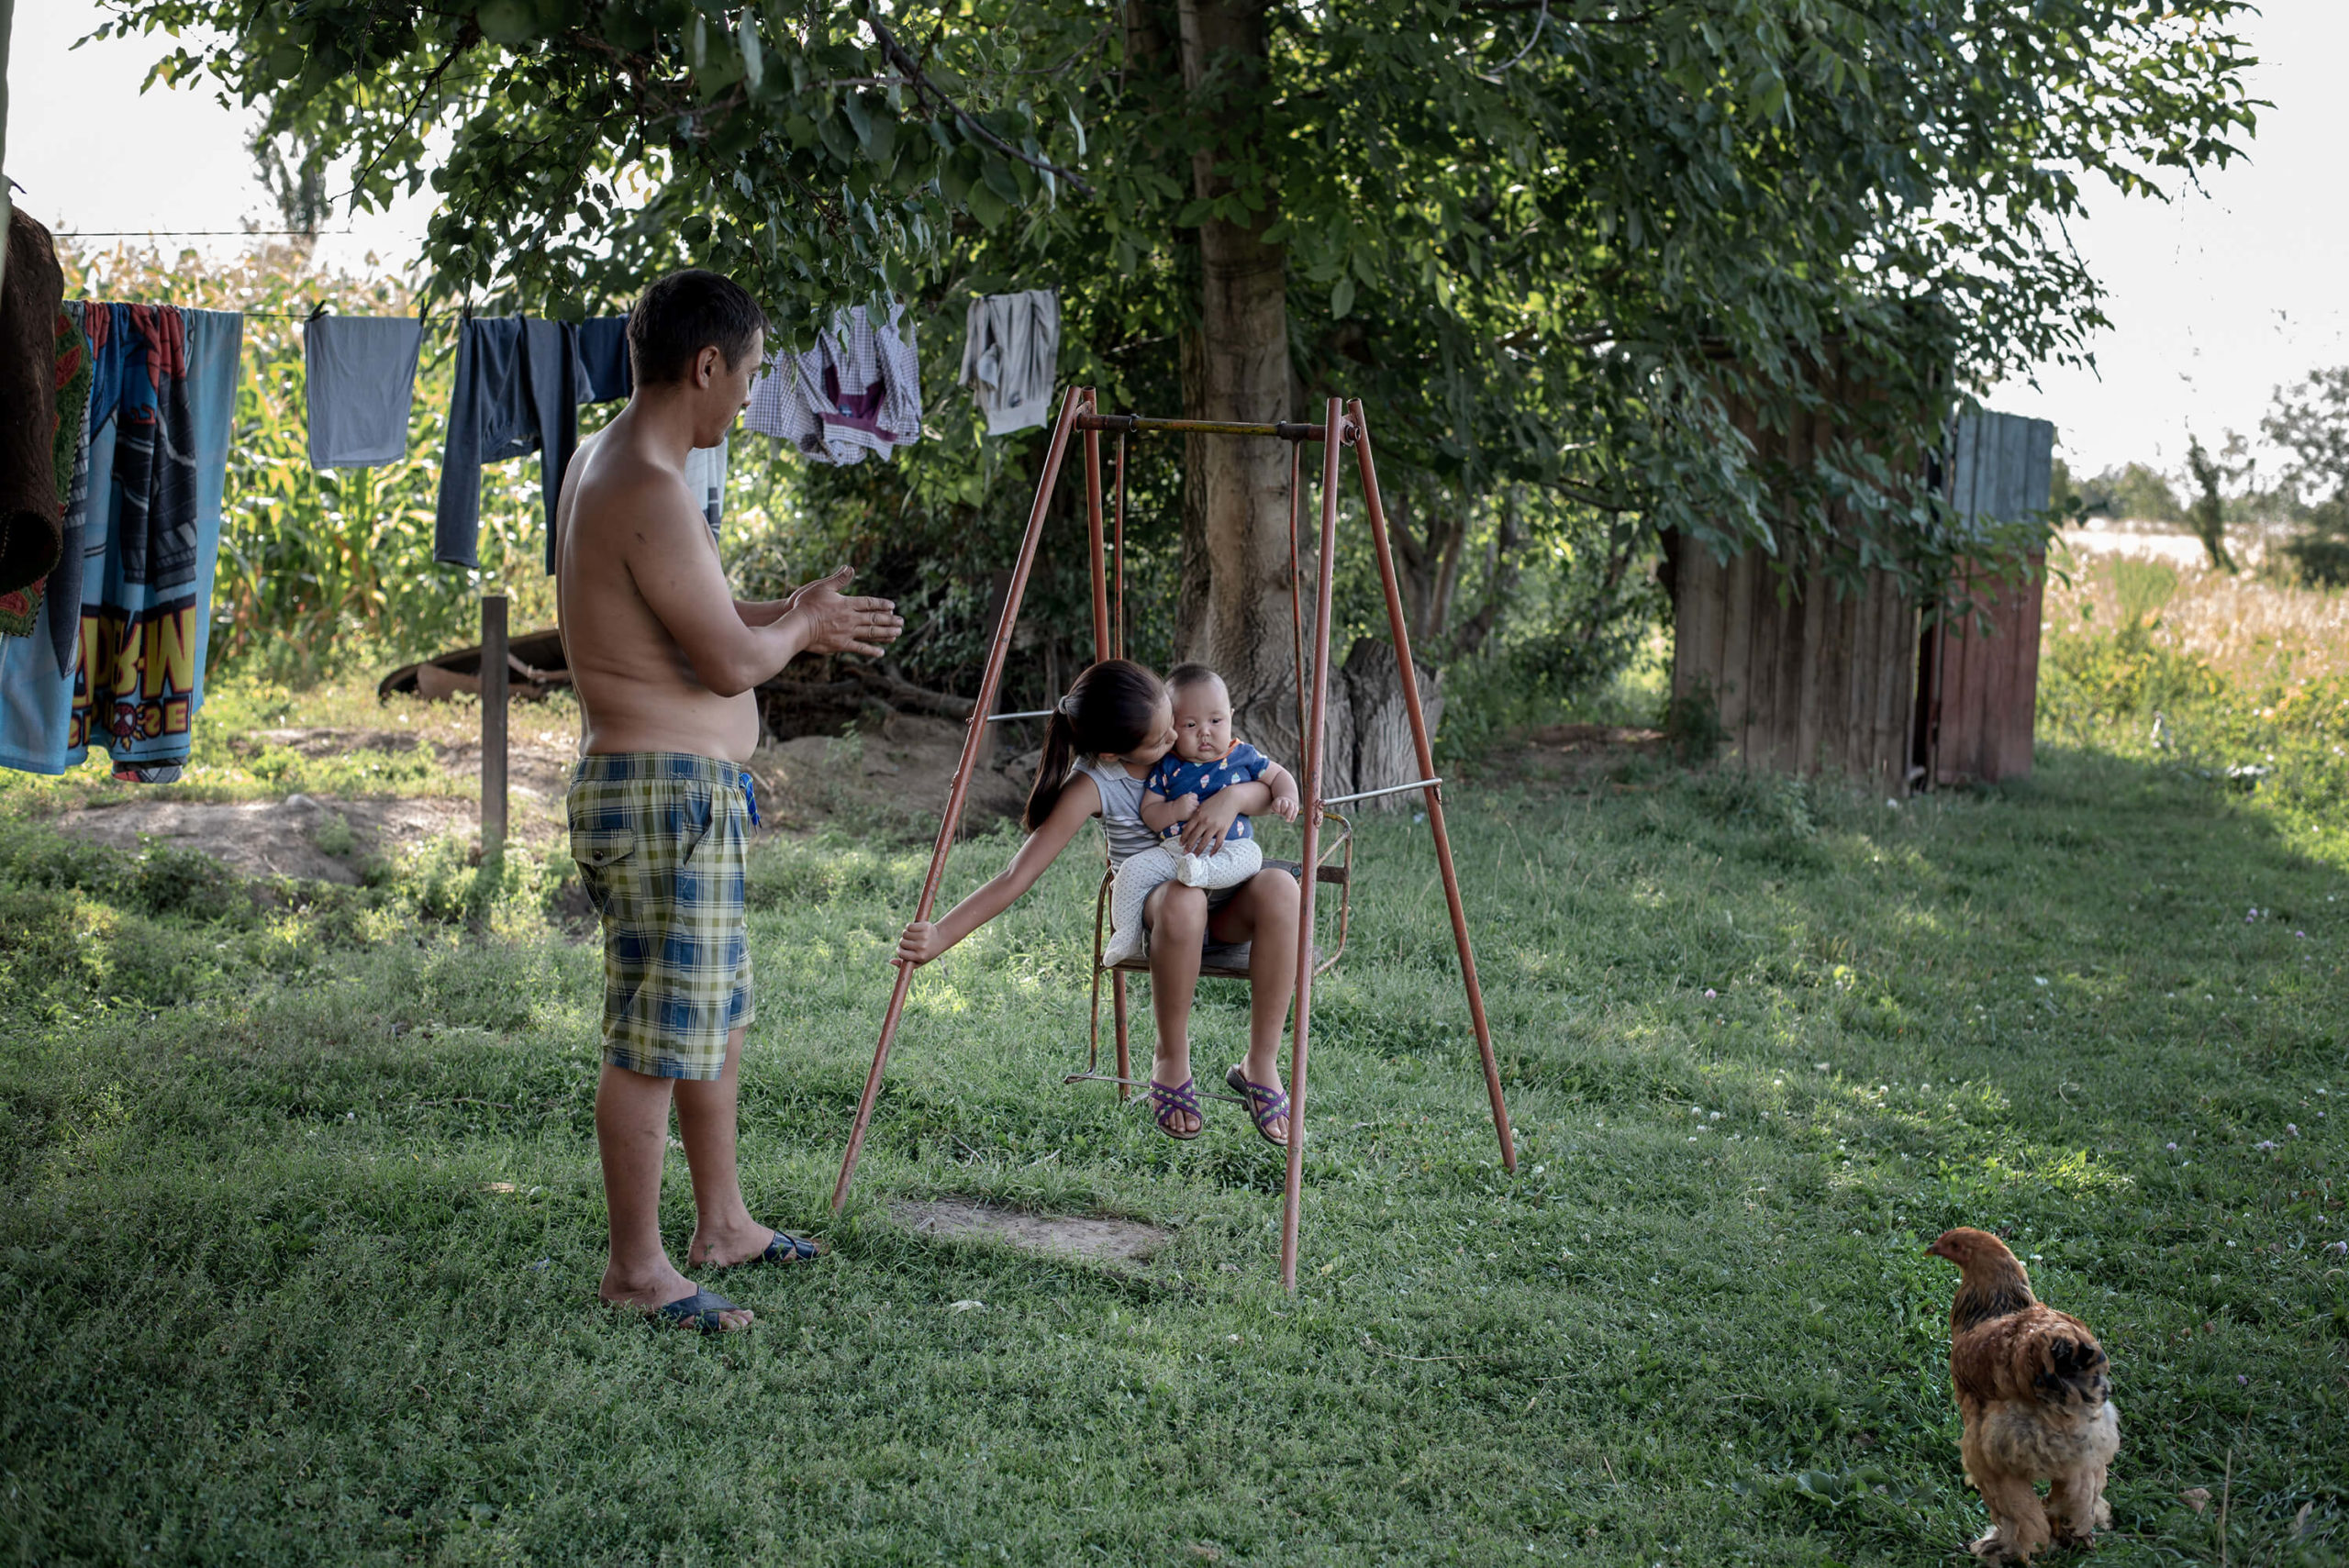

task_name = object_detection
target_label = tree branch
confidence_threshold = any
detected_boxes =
[860,662,976,718]
[868,13,1096,197]
[338,31,475,206]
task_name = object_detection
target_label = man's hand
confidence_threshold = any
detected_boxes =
[896,920,947,966]
[785,567,904,658]
[1177,791,1243,856]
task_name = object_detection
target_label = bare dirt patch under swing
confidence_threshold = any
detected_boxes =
[889,1198,1173,1266]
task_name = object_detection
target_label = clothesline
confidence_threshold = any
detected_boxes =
[5,274,1059,788]
[57,228,355,238]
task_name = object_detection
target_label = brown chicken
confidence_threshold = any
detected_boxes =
[1927,1228,2120,1562]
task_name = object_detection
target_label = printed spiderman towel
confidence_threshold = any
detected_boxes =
[0,305,243,780]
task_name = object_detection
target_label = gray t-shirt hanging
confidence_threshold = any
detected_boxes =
[304,316,424,469]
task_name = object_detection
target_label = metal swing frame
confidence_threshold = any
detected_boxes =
[830,388,1517,1292]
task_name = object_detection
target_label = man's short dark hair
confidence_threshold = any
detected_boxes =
[628,269,769,385]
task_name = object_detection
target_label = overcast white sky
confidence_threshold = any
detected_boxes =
[8,2,2341,479]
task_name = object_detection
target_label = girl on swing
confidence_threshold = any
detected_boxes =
[892,659,1299,1144]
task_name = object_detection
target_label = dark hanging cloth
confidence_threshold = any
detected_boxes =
[434,316,636,573]
[0,211,66,595]
[0,305,92,639]
[433,316,582,570]
[577,316,632,404]
[542,315,639,572]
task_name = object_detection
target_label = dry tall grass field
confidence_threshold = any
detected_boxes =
[2046,543,2349,687]
[2040,543,2349,836]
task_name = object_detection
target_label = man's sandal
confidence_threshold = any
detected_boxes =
[648,1287,751,1333]
[739,1229,821,1265]
[1225,1065,1292,1148]
[1148,1076,1206,1140]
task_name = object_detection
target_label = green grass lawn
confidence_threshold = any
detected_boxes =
[1,742,2343,1566]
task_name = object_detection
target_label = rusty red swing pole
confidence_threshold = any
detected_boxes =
[1108,427,1131,1089]
[1278,399,1350,1291]
[1349,399,1517,1173]
[1287,439,1309,767]
[1082,392,1134,1098]
[1113,434,1129,661]
[831,387,1086,1211]
[1083,393,1111,660]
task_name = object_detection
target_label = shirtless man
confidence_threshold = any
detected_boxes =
[556,269,902,1333]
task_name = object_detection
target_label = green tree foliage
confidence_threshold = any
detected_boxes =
[97,0,2257,704]
[2069,462,2187,526]
[2262,366,2349,585]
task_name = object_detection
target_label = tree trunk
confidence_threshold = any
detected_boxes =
[1319,638,1443,811]
[1174,0,1297,745]
[1168,0,1426,795]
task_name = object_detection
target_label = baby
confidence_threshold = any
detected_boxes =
[1100,664,1300,967]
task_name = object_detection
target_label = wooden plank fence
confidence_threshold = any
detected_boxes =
[1666,384,1919,795]
[1919,411,2055,785]
[1668,406,2054,795]
[1670,543,1917,795]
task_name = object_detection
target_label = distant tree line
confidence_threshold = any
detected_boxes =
[2049,369,2349,585]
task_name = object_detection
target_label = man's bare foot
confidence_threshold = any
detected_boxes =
[688,1218,815,1268]
[602,1262,753,1331]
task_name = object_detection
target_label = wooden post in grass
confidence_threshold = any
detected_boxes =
[482,594,508,859]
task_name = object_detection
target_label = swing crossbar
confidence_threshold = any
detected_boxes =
[986,709,1056,722]
[1075,412,1336,442]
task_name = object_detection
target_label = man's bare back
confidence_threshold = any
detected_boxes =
[554,356,900,762]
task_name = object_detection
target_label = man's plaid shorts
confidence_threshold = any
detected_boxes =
[566,751,756,1080]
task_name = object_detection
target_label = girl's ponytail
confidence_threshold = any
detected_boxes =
[1020,660,1164,832]
[1022,706,1080,832]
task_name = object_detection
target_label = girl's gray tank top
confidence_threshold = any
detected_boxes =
[1072,756,1158,867]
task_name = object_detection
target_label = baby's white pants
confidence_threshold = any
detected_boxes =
[1101,835,1264,967]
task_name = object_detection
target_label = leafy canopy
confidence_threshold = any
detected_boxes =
[100,0,2258,593]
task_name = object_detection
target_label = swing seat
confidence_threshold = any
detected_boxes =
[1096,860,1347,978]
[1085,821,1353,1071]
[1101,939,1324,980]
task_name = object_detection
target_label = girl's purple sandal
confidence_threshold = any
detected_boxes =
[1225,1065,1291,1148]
[1148,1076,1205,1140]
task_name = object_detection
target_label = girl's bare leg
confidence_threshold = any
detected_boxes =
[1143,881,1206,1134]
[1208,869,1298,1143]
